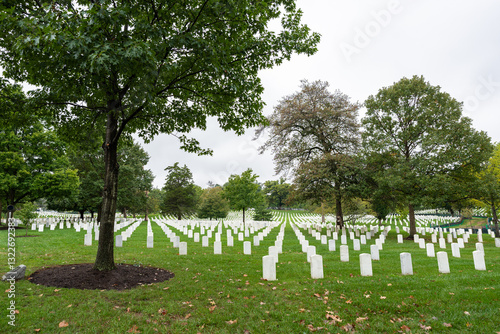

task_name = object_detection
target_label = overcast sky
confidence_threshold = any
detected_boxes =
[141,0,500,189]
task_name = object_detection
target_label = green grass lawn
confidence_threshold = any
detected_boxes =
[1,212,499,333]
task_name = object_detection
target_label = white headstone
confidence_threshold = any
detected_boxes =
[328,239,336,251]
[400,252,413,275]
[451,243,460,258]
[341,234,347,245]
[426,243,435,257]
[495,238,500,247]
[397,234,403,244]
[269,246,279,263]
[227,235,234,247]
[310,254,324,279]
[473,250,486,271]
[244,241,251,255]
[439,238,446,249]
[418,239,425,249]
[437,251,450,273]
[253,235,260,246]
[340,245,349,262]
[214,241,222,254]
[84,233,92,246]
[262,255,276,281]
[370,244,380,261]
[321,235,327,245]
[238,232,244,241]
[306,246,316,263]
[301,240,309,253]
[179,242,187,255]
[202,236,209,247]
[475,242,484,254]
[457,238,464,249]
[147,235,153,248]
[353,239,360,251]
[194,232,200,242]
[359,253,373,276]
[116,235,123,247]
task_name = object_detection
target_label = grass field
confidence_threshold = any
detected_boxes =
[1,212,499,333]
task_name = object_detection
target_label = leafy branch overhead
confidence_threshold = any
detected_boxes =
[1,1,320,147]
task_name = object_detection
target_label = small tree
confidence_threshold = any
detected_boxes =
[197,186,230,221]
[161,163,198,220]
[223,169,261,223]
[16,202,39,237]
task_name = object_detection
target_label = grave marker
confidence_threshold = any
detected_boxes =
[359,253,372,276]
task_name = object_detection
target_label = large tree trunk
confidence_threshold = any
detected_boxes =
[335,198,343,229]
[320,202,325,223]
[492,203,499,238]
[93,112,120,271]
[408,203,417,238]
[79,210,84,220]
[242,207,246,224]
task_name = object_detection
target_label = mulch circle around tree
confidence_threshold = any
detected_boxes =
[29,263,175,290]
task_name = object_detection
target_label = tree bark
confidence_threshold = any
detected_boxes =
[335,197,344,229]
[242,207,246,224]
[408,203,417,238]
[320,202,325,224]
[79,210,84,220]
[492,203,499,238]
[93,112,120,271]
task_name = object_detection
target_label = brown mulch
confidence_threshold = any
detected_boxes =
[29,263,175,290]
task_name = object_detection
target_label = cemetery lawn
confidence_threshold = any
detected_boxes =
[1,212,499,333]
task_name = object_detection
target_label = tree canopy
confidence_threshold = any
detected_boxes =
[0,80,79,217]
[0,1,320,270]
[197,186,230,221]
[161,163,199,220]
[258,80,361,227]
[223,168,262,223]
[363,75,493,237]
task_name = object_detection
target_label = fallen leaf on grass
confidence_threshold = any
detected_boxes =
[326,311,342,323]
[466,322,472,327]
[356,317,368,323]
[443,322,452,328]
[208,305,216,312]
[67,304,72,308]
[35,329,40,332]
[341,323,354,332]
[226,319,237,325]
[185,313,191,319]
[127,325,141,333]
[464,311,470,315]
[400,325,411,332]
[158,308,167,315]
[54,289,60,292]
[380,296,386,299]
[59,321,69,328]
[419,323,431,330]
[345,299,352,304]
